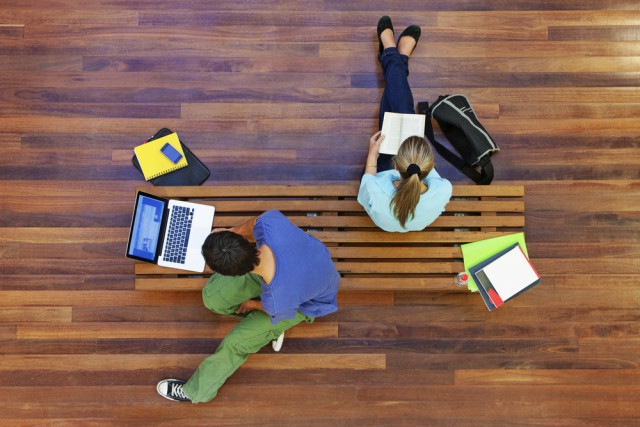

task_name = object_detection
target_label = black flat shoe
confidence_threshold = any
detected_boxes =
[377,15,394,62]
[397,25,421,57]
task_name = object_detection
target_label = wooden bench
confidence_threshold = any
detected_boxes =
[134,182,525,292]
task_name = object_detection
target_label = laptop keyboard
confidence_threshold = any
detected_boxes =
[162,205,194,264]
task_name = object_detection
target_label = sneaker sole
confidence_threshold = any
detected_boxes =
[272,333,284,352]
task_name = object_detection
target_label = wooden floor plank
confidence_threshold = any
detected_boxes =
[0,307,72,323]
[455,369,640,385]
[16,321,338,339]
[0,354,386,371]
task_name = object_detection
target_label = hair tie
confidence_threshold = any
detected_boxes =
[406,163,421,177]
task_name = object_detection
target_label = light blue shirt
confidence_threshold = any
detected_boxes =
[357,169,452,232]
[254,210,340,324]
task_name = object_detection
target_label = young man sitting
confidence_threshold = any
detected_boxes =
[156,209,340,403]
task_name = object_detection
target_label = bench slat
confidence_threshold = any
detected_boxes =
[138,184,524,198]
[330,247,462,258]
[335,262,460,274]
[212,215,524,228]
[135,276,460,292]
[311,231,516,243]
[194,199,523,213]
[135,257,465,276]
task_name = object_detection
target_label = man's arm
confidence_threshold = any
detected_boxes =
[212,215,258,242]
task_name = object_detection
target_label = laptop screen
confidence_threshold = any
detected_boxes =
[127,192,168,262]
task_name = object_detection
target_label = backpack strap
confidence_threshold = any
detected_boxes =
[417,101,494,185]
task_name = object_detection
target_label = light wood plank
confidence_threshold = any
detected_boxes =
[456,369,640,385]
[0,307,72,323]
[0,354,386,371]
[16,321,337,339]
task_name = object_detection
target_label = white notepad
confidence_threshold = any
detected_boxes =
[480,245,540,301]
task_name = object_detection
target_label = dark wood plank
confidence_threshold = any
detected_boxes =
[549,25,640,41]
[0,25,23,38]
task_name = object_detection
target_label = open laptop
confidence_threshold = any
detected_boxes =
[126,191,215,272]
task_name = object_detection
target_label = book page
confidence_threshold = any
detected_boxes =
[480,246,540,301]
[399,114,426,143]
[380,112,403,155]
[380,113,426,155]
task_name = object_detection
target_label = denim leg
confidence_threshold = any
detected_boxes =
[376,154,394,172]
[378,46,416,130]
[376,47,415,173]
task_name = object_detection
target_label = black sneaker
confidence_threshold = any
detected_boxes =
[156,379,191,402]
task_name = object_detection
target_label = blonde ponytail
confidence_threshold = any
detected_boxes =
[390,136,435,228]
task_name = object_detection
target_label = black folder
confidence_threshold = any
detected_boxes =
[132,128,210,186]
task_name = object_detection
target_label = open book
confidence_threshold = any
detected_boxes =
[379,112,426,155]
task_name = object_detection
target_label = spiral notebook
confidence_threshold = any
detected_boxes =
[134,132,188,180]
[132,128,210,186]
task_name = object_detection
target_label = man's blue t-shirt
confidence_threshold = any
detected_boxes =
[253,210,340,324]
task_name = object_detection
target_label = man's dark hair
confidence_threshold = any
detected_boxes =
[201,231,260,276]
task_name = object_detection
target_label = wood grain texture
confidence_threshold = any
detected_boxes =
[1,1,639,425]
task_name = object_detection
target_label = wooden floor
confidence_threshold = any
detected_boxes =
[1,1,640,425]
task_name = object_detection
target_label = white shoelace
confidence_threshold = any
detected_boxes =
[170,383,188,400]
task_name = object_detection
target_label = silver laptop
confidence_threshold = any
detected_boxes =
[126,191,215,272]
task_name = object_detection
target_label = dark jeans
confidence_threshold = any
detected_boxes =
[377,47,416,172]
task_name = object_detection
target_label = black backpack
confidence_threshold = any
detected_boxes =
[418,94,499,185]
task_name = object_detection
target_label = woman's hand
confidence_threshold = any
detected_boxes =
[368,131,385,156]
[364,131,385,175]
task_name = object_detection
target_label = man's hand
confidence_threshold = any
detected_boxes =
[235,299,263,314]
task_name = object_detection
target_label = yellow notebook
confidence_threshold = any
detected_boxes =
[134,132,188,180]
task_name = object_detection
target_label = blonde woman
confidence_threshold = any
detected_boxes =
[358,16,452,232]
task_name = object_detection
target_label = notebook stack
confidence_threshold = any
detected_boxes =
[460,233,541,311]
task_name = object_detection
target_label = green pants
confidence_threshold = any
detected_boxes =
[183,272,314,403]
